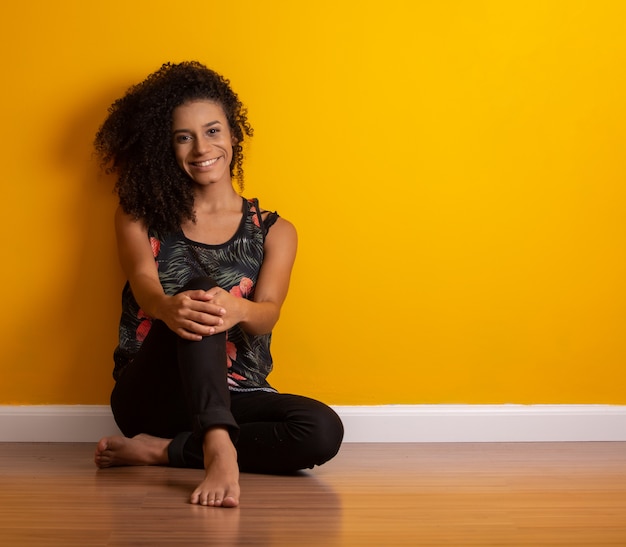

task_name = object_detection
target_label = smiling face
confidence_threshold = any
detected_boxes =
[171,100,236,187]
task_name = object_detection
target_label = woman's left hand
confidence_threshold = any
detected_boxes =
[203,287,248,332]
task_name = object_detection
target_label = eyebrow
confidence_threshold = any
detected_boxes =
[172,120,222,134]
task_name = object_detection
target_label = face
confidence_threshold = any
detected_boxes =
[171,100,236,187]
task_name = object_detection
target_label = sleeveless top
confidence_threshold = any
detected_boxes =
[113,197,279,393]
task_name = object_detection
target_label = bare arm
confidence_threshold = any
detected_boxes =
[115,206,226,340]
[204,216,298,336]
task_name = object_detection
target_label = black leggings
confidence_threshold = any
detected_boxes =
[110,277,344,474]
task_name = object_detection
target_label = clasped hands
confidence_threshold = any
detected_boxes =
[157,288,244,341]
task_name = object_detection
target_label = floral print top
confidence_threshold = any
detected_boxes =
[113,197,279,392]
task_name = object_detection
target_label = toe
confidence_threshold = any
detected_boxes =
[222,496,239,508]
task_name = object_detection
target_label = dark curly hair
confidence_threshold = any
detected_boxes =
[94,61,253,234]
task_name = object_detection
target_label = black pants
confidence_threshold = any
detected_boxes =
[110,277,344,474]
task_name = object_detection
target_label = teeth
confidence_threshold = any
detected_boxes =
[196,158,218,167]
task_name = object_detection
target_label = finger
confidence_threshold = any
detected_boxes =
[185,310,225,327]
[204,287,227,300]
[183,289,214,302]
[195,302,227,315]
[178,297,226,316]
[177,329,203,342]
[176,322,217,340]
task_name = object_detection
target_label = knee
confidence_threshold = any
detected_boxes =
[304,402,344,466]
[180,276,218,293]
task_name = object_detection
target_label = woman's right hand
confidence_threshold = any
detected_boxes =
[155,290,227,341]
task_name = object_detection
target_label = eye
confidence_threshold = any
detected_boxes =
[174,134,192,144]
[207,128,220,135]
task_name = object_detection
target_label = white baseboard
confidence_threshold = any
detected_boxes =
[1,405,625,443]
[338,405,626,442]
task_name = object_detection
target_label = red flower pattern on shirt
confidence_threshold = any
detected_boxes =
[150,237,161,257]
[249,205,261,228]
[136,309,152,342]
[229,277,253,298]
[226,339,237,368]
[226,336,247,384]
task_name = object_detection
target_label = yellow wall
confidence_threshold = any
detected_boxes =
[1,1,625,405]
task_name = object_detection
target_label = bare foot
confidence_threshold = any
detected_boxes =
[190,428,240,508]
[94,434,170,468]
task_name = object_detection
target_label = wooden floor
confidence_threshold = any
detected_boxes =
[0,442,625,546]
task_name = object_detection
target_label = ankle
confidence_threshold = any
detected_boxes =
[203,427,236,460]
[203,427,232,445]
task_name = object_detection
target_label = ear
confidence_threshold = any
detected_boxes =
[231,135,238,146]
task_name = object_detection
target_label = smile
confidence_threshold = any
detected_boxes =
[192,157,220,167]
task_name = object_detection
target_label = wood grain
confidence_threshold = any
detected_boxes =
[0,442,625,545]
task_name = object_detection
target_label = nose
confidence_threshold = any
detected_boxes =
[193,136,211,155]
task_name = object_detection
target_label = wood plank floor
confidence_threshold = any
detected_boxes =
[0,442,625,546]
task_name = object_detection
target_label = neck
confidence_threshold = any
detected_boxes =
[193,182,241,213]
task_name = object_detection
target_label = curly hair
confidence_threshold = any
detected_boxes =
[94,61,254,234]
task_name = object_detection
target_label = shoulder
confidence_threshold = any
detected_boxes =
[115,205,148,237]
[245,197,295,238]
[252,199,297,258]
[264,216,297,252]
[250,199,296,239]
[268,215,296,235]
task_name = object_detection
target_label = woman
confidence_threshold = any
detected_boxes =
[93,61,343,508]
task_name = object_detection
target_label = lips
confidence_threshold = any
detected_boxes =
[191,157,220,167]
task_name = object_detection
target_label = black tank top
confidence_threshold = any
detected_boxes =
[113,197,279,393]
